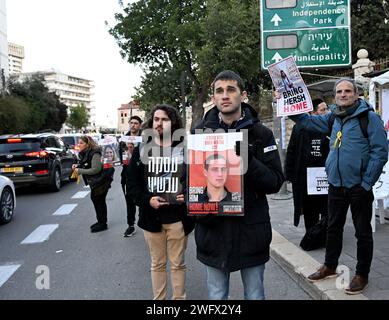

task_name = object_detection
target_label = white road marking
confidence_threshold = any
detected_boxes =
[52,204,78,216]
[0,264,21,287]
[71,191,90,199]
[21,224,59,244]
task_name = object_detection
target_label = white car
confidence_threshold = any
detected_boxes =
[0,175,16,224]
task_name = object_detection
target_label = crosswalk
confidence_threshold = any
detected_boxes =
[0,190,89,288]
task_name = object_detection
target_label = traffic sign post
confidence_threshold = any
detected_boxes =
[260,0,351,69]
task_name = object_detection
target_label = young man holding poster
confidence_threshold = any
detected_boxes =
[193,70,284,300]
[288,78,388,294]
[126,105,194,300]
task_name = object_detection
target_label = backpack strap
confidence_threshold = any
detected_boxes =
[327,111,369,138]
[358,110,369,139]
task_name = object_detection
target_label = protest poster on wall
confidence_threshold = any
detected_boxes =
[187,132,244,216]
[268,56,313,117]
[307,167,328,195]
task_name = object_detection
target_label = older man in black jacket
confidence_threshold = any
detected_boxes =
[193,70,284,300]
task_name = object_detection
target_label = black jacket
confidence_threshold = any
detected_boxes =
[126,143,194,235]
[193,103,284,272]
[284,123,329,226]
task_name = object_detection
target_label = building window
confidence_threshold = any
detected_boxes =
[121,119,124,124]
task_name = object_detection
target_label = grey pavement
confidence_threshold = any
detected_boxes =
[268,184,389,300]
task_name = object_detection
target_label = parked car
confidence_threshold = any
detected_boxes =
[0,133,77,192]
[0,175,16,224]
[58,133,84,156]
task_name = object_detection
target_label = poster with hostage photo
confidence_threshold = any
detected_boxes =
[146,147,185,204]
[99,136,120,168]
[119,136,143,165]
[187,132,244,216]
[268,56,313,117]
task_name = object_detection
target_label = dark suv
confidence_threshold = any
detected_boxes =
[0,133,77,191]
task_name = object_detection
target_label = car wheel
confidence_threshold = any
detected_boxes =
[50,167,61,192]
[0,187,14,224]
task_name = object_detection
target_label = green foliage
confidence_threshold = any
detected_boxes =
[351,0,389,61]
[67,104,90,130]
[8,75,68,132]
[110,0,389,124]
[110,0,273,127]
[0,96,30,134]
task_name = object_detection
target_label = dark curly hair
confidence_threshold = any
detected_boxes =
[145,104,183,134]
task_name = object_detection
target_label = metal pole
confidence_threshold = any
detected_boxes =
[271,98,292,200]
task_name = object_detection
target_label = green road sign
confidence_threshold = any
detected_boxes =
[260,0,351,69]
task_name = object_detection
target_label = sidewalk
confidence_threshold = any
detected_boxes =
[268,187,389,300]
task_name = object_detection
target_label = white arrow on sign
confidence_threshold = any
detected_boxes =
[271,52,283,62]
[271,14,282,27]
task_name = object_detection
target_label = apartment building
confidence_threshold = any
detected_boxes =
[0,0,9,91]
[14,70,95,130]
[8,42,24,74]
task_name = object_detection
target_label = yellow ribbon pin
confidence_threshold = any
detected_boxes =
[334,131,342,149]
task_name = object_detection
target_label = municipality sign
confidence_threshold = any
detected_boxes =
[260,0,351,69]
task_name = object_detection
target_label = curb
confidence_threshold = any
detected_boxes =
[270,230,368,300]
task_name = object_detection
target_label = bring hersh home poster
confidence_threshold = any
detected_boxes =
[187,132,244,216]
[268,56,313,117]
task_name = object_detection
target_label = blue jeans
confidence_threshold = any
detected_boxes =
[206,264,265,300]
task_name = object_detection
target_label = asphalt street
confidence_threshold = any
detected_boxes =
[0,170,311,300]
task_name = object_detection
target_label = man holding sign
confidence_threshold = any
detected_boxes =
[285,78,387,295]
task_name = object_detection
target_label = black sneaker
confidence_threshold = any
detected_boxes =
[91,223,108,233]
[124,225,136,237]
[90,222,99,229]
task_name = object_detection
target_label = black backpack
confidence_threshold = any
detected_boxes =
[328,110,370,138]
[300,216,328,251]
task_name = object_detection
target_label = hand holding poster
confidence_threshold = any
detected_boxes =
[268,56,313,117]
[187,132,244,216]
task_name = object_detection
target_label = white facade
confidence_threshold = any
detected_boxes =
[8,42,24,74]
[0,0,9,91]
[14,70,95,130]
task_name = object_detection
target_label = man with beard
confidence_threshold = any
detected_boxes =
[126,105,194,300]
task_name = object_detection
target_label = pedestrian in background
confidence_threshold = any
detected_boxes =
[121,115,143,238]
[288,78,388,294]
[126,105,194,300]
[285,98,329,250]
[193,70,284,300]
[73,135,114,233]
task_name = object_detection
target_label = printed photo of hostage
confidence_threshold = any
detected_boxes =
[187,134,243,216]
[101,144,120,168]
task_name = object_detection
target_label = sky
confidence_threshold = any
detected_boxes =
[6,0,142,128]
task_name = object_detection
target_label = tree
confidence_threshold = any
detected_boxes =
[351,0,389,61]
[0,96,30,134]
[110,0,271,128]
[67,104,90,131]
[8,75,68,132]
